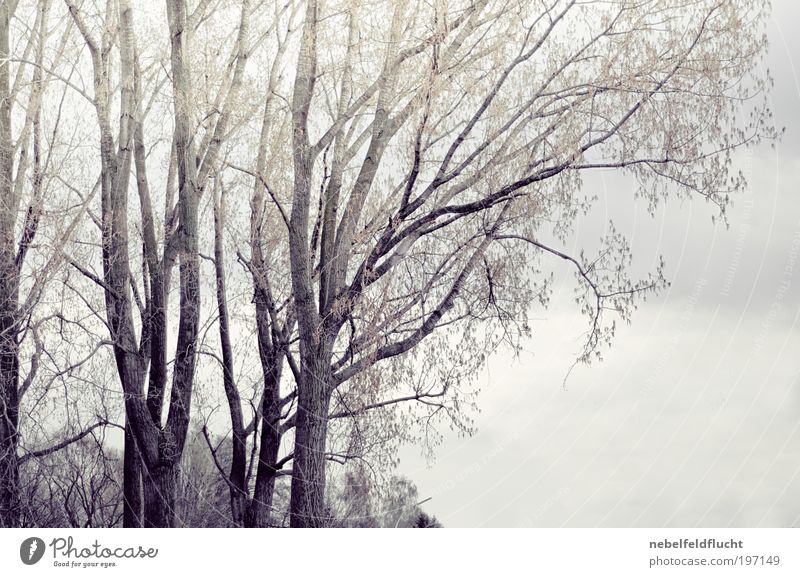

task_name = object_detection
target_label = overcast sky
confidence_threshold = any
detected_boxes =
[398,0,800,528]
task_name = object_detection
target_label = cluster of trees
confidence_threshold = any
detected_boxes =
[0,0,774,528]
[19,430,435,527]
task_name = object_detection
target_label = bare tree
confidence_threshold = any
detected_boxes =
[281,0,775,526]
[64,0,250,527]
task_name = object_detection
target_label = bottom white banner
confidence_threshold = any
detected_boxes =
[1,528,797,576]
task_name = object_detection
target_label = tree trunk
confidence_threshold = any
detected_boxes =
[289,350,332,528]
[245,424,279,527]
[0,441,19,528]
[0,338,20,527]
[122,423,143,527]
[212,187,248,527]
[143,461,179,528]
[245,351,282,527]
[0,0,19,529]
[286,0,331,528]
[63,0,203,530]
[229,461,247,528]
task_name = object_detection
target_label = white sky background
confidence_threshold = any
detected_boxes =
[398,0,800,528]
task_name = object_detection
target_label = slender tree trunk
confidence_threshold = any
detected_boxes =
[213,188,248,527]
[245,420,279,527]
[245,344,283,527]
[228,455,247,528]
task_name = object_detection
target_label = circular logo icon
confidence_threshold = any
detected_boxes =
[20,537,46,565]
